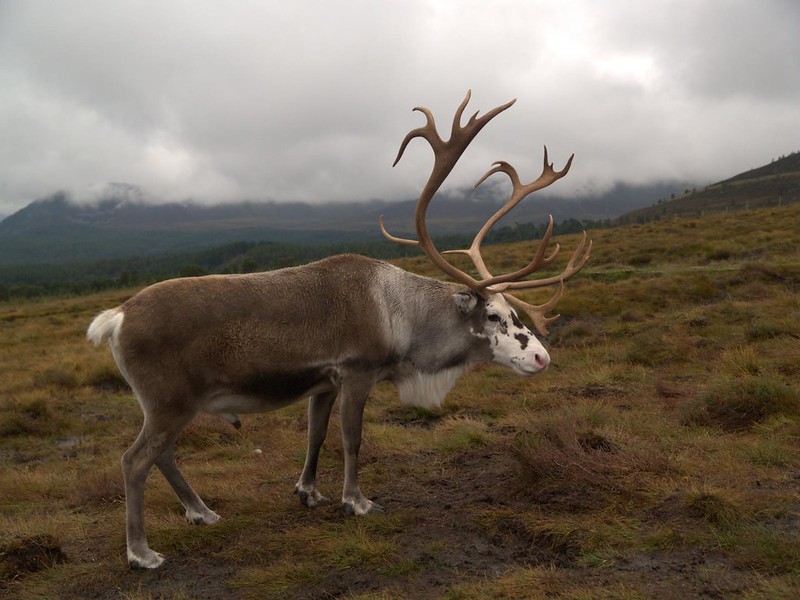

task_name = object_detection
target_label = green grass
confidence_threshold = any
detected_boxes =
[1,203,799,598]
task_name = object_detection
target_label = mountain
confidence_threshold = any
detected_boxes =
[4,150,797,268]
[618,152,800,223]
[0,181,687,267]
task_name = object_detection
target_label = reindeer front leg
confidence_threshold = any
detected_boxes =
[339,377,383,515]
[295,390,337,507]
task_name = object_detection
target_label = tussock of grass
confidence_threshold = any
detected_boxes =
[82,362,129,391]
[683,373,799,431]
[0,469,76,511]
[235,560,324,598]
[739,575,800,600]
[747,316,799,341]
[744,416,800,468]
[627,253,652,267]
[737,262,800,286]
[327,528,399,571]
[721,525,800,575]
[445,565,559,600]
[68,463,125,507]
[550,318,596,347]
[720,345,761,376]
[233,520,400,598]
[512,406,669,501]
[177,413,241,450]
[386,404,442,426]
[436,416,492,452]
[34,366,80,390]
[366,423,437,455]
[745,434,800,468]
[0,393,71,438]
[684,490,744,529]
[480,509,585,566]
[624,328,699,367]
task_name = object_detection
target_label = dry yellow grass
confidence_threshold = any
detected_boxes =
[1,203,799,598]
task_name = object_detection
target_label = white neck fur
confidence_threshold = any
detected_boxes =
[395,366,468,410]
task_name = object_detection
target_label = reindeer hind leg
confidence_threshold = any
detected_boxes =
[121,407,194,569]
[155,445,221,525]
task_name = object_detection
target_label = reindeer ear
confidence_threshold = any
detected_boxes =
[452,291,481,315]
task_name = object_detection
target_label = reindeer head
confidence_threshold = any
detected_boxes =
[452,288,549,376]
[382,91,591,375]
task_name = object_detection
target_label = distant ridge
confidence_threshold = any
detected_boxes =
[3,151,797,267]
[618,152,800,223]
[0,181,685,266]
[1,152,797,299]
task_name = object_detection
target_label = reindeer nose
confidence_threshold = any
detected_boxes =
[534,352,550,369]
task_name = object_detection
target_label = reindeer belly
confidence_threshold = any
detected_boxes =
[201,368,336,418]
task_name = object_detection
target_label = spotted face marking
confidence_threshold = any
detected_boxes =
[515,333,529,350]
[476,295,550,375]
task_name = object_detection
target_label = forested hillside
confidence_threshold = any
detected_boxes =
[0,181,685,267]
[1,151,797,302]
[0,218,595,300]
[620,151,800,223]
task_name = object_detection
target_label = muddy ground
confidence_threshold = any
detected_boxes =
[16,435,769,600]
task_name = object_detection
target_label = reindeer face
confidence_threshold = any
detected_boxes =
[480,294,550,376]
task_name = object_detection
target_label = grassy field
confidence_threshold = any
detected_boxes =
[1,204,799,599]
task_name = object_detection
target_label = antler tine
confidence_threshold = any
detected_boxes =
[503,282,565,337]
[443,147,574,292]
[381,91,515,289]
[446,161,523,281]
[391,90,516,180]
[487,215,562,283]
[378,215,418,247]
[392,106,440,168]
[443,213,561,282]
[491,230,592,293]
[474,160,520,190]
[450,90,474,141]
[473,147,574,231]
[488,232,590,335]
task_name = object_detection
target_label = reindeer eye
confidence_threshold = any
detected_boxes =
[487,314,501,323]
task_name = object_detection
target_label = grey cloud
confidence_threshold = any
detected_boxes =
[0,0,797,215]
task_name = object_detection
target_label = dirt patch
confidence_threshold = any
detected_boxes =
[3,434,764,599]
[578,550,752,599]
[297,447,556,599]
[0,534,68,583]
[276,443,756,600]
[383,406,443,429]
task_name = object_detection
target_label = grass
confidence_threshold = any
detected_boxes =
[0,203,799,598]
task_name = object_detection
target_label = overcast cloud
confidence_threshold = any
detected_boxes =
[0,0,798,215]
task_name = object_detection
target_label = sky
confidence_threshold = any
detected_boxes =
[0,0,798,216]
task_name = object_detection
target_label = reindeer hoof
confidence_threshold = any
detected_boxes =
[185,508,221,525]
[128,548,165,570]
[295,483,330,508]
[343,497,384,516]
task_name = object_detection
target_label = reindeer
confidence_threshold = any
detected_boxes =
[87,91,591,569]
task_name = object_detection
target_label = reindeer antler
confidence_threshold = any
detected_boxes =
[381,91,591,336]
